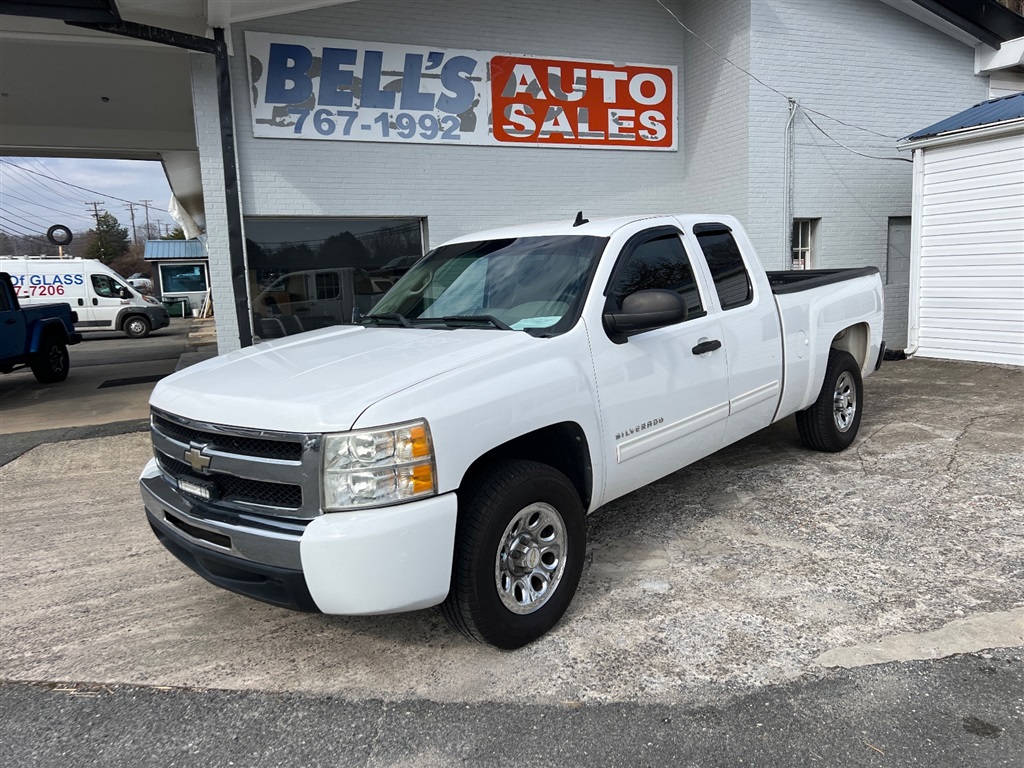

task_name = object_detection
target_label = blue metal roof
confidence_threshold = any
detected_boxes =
[144,239,207,260]
[902,92,1024,142]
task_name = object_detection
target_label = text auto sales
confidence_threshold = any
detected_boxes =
[249,34,676,151]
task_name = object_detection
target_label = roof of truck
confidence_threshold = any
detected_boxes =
[442,213,738,245]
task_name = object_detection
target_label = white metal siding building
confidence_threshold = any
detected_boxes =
[904,94,1024,366]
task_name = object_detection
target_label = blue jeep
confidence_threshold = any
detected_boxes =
[0,271,82,383]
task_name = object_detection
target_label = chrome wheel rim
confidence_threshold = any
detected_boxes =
[494,502,567,615]
[128,319,146,335]
[833,371,857,432]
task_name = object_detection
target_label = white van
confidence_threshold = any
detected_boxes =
[0,257,170,338]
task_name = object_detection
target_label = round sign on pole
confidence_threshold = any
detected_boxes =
[47,224,74,247]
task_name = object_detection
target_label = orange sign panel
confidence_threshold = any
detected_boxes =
[490,55,676,150]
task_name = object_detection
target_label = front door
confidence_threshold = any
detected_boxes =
[88,273,132,329]
[590,227,730,503]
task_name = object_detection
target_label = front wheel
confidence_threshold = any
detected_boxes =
[30,336,69,383]
[123,315,151,339]
[441,460,586,649]
[796,349,863,452]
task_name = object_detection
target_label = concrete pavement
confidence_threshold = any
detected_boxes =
[0,355,1021,764]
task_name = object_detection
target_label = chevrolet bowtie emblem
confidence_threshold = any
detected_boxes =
[184,442,212,472]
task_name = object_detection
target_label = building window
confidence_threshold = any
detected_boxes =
[791,219,819,270]
[160,263,208,294]
[244,217,425,338]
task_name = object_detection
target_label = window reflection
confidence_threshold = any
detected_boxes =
[244,218,424,339]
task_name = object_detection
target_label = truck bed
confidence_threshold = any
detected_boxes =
[766,267,880,294]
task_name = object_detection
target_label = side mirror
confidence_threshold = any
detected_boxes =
[603,289,687,340]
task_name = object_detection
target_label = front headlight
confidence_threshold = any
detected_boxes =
[322,419,437,511]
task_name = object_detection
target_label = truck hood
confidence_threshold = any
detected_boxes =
[150,325,537,433]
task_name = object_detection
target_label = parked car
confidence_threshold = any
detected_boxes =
[140,214,885,648]
[0,271,81,383]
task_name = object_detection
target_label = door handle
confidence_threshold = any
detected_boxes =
[92,298,98,306]
[692,339,722,355]
[78,299,84,306]
[5,318,17,325]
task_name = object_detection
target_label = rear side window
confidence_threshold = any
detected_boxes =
[608,233,704,318]
[694,225,752,310]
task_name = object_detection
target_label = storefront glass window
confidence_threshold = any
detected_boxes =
[160,263,208,294]
[244,217,424,338]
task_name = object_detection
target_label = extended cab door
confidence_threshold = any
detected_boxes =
[590,227,730,503]
[689,223,784,445]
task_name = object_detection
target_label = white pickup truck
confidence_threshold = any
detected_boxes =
[140,214,884,648]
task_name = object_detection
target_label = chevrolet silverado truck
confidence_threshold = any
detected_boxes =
[0,271,81,383]
[140,214,884,649]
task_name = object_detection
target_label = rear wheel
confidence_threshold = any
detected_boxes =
[30,335,69,383]
[442,460,586,649]
[796,349,863,452]
[123,315,151,339]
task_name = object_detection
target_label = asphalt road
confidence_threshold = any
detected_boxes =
[0,318,196,463]
[1,353,1021,766]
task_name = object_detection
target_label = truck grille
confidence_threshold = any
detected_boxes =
[151,413,302,461]
[156,453,303,509]
[150,408,321,520]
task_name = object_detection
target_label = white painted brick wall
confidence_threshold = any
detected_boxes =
[230,0,690,247]
[189,52,243,352]
[681,0,751,220]
[193,0,993,351]
[743,0,988,347]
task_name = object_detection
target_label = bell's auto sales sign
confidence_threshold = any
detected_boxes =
[246,32,676,151]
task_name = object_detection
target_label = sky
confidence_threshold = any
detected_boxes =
[0,157,178,246]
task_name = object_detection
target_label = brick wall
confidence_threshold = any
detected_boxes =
[230,0,690,247]
[189,52,243,351]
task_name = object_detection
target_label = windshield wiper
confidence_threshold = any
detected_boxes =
[359,312,413,328]
[440,315,513,330]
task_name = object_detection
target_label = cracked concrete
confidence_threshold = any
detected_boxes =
[1,357,1021,707]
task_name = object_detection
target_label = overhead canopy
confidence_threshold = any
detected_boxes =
[1,0,1021,231]
[0,0,354,228]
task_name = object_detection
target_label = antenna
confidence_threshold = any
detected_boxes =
[573,211,589,227]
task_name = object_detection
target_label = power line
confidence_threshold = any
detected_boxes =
[0,162,94,208]
[801,109,911,163]
[0,215,50,243]
[652,0,903,143]
[2,161,146,206]
[0,190,93,222]
[1,158,94,203]
[0,202,55,228]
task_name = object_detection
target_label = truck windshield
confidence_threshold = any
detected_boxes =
[365,235,607,336]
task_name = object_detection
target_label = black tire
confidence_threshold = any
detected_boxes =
[442,460,586,649]
[30,335,69,383]
[123,315,151,339]
[796,349,863,452]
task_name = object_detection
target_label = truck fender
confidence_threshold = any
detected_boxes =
[29,319,69,354]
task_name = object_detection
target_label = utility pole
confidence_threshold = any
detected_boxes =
[86,201,104,227]
[140,199,152,240]
[126,202,138,245]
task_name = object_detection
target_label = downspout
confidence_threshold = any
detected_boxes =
[66,20,253,348]
[783,99,798,270]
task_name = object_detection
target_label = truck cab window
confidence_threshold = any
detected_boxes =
[608,233,704,318]
[694,225,752,310]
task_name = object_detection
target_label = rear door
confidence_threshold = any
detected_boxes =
[689,223,784,444]
[590,226,731,502]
